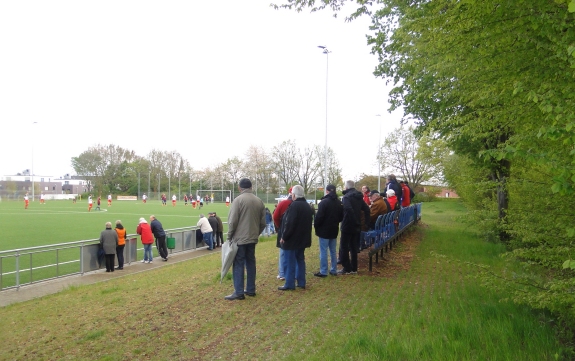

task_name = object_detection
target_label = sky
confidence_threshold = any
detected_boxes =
[0,1,404,182]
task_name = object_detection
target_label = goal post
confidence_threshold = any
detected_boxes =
[196,190,232,203]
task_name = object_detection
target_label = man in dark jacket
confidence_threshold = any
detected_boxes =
[213,212,224,247]
[150,215,168,261]
[208,213,220,247]
[385,174,402,202]
[338,180,370,275]
[313,184,343,277]
[279,185,313,290]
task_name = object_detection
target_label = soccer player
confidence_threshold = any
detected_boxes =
[172,194,177,207]
[40,193,45,204]
[161,194,167,206]
[107,194,112,206]
[142,193,147,203]
[96,195,101,211]
[226,196,230,207]
[24,193,29,209]
[184,194,188,206]
[88,195,93,212]
[192,197,197,209]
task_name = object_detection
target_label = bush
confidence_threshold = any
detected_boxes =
[412,191,437,203]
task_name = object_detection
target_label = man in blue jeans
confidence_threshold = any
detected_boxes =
[225,178,266,300]
[313,184,343,277]
[278,185,313,290]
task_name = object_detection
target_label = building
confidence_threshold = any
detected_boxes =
[0,170,88,200]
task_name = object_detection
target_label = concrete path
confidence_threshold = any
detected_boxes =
[0,247,217,307]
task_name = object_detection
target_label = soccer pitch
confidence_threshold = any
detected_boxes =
[0,199,272,252]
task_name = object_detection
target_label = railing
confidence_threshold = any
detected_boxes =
[364,203,422,271]
[0,225,219,291]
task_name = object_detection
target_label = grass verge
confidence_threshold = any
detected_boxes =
[0,201,567,360]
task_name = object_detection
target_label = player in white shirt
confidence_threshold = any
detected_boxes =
[142,193,147,203]
[172,194,177,207]
[226,196,230,207]
[40,193,45,204]
[107,194,112,206]
[88,195,93,212]
[24,193,29,209]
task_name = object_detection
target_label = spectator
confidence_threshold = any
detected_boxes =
[399,181,411,207]
[361,185,371,205]
[137,218,154,263]
[99,222,118,273]
[205,213,218,250]
[213,212,224,247]
[338,180,370,275]
[313,184,343,277]
[279,185,313,290]
[385,189,400,212]
[369,190,388,229]
[273,187,293,281]
[150,215,168,261]
[197,213,218,251]
[224,178,266,300]
[385,174,402,202]
[264,208,273,236]
[114,220,127,270]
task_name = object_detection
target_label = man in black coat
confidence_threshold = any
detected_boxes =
[313,184,343,277]
[278,185,313,290]
[338,180,370,275]
[208,213,220,247]
[150,215,168,261]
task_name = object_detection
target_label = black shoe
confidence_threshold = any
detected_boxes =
[337,269,350,275]
[163,258,168,261]
[224,293,245,301]
[115,267,123,270]
[330,272,338,276]
[314,272,327,278]
[244,290,256,297]
[297,285,306,289]
[278,286,295,291]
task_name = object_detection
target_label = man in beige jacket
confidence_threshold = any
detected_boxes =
[224,178,266,300]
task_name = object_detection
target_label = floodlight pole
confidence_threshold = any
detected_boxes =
[376,114,382,191]
[318,46,330,195]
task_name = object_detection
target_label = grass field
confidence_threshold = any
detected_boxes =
[0,200,568,360]
[0,199,267,250]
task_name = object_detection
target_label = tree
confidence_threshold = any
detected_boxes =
[378,126,447,189]
[271,140,300,191]
[297,146,320,194]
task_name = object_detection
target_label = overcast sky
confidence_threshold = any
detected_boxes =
[0,1,403,182]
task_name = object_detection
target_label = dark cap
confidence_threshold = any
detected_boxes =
[326,184,336,192]
[239,178,252,189]
[369,190,380,197]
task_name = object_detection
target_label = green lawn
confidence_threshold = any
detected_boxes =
[0,200,568,360]
[0,199,276,250]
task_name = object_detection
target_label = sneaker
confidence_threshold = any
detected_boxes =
[313,272,327,278]
[141,259,147,263]
[337,269,349,275]
[349,271,358,275]
[148,260,153,264]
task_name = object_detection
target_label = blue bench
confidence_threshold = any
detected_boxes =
[367,203,422,271]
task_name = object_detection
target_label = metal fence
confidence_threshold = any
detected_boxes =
[0,225,217,291]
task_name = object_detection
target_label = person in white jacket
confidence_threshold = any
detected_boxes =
[197,214,214,250]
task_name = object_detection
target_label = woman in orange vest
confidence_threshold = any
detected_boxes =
[114,220,127,270]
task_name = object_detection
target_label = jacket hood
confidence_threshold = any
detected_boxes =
[115,224,124,230]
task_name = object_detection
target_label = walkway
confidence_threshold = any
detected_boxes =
[0,247,215,307]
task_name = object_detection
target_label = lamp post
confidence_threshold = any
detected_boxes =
[318,46,330,195]
[376,114,382,191]
[31,122,38,201]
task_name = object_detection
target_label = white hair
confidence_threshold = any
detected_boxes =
[345,180,355,189]
[292,185,305,198]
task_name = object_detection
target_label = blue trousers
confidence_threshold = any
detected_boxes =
[283,248,306,289]
[233,243,256,295]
